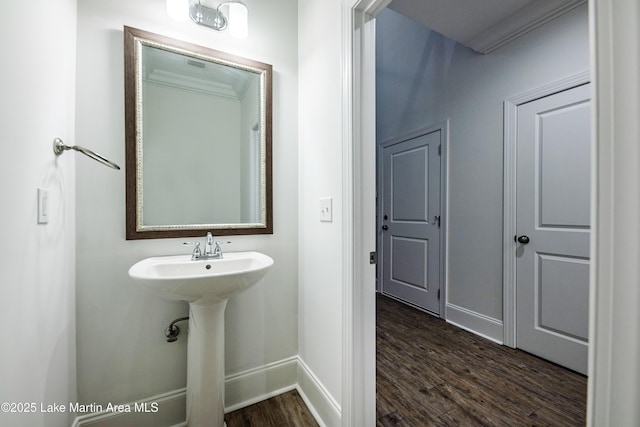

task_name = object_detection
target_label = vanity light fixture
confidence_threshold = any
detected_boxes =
[167,0,249,39]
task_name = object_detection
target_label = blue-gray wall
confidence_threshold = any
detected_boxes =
[376,5,590,336]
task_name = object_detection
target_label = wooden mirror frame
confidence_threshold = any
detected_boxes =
[124,26,272,239]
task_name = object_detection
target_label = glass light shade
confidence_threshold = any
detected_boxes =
[166,0,189,21]
[227,2,248,39]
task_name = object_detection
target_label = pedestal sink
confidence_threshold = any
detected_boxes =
[128,251,274,427]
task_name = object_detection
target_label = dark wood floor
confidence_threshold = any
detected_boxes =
[225,389,319,426]
[225,294,587,426]
[377,294,587,426]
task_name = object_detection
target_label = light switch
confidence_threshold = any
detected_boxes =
[38,188,49,224]
[320,197,332,222]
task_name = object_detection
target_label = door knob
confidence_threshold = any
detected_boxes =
[516,235,530,244]
[382,225,389,230]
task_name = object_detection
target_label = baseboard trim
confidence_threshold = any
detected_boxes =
[225,355,298,412]
[73,355,337,427]
[72,388,187,427]
[446,303,504,344]
[297,358,341,427]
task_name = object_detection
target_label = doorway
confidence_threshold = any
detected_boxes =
[360,3,592,425]
[344,0,640,425]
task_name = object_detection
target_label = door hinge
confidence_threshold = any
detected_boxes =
[434,215,441,228]
[370,251,377,265]
[438,144,442,156]
[437,289,441,300]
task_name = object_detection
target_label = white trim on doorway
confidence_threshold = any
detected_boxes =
[341,1,390,426]
[588,0,640,424]
[502,70,590,348]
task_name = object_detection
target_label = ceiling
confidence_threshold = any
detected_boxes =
[142,45,255,100]
[388,0,586,53]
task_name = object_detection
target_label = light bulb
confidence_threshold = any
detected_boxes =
[227,2,248,39]
[166,0,189,22]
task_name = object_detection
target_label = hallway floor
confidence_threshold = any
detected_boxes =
[226,294,587,426]
[376,293,587,426]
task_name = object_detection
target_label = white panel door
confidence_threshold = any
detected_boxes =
[516,83,591,374]
[381,129,441,314]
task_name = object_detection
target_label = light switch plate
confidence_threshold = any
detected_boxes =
[320,197,332,222]
[37,188,49,224]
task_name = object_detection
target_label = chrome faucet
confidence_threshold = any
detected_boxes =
[184,241,202,260]
[204,232,215,257]
[184,232,230,260]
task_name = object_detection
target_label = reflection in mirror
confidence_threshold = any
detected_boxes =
[141,45,262,225]
[124,26,272,239]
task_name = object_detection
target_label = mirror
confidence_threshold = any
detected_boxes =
[124,26,272,239]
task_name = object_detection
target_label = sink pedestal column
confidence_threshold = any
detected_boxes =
[186,300,228,427]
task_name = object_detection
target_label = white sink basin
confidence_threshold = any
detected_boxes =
[128,251,273,305]
[129,250,274,426]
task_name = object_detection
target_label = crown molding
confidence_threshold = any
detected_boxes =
[464,0,587,54]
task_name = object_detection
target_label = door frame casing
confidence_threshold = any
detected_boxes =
[346,0,640,425]
[341,1,390,425]
[502,70,590,347]
[376,122,449,317]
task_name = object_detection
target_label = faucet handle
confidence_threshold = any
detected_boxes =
[212,240,231,257]
[183,241,201,259]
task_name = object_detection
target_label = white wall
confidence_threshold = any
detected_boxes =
[298,0,344,420]
[376,6,589,329]
[75,0,298,408]
[0,1,78,426]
